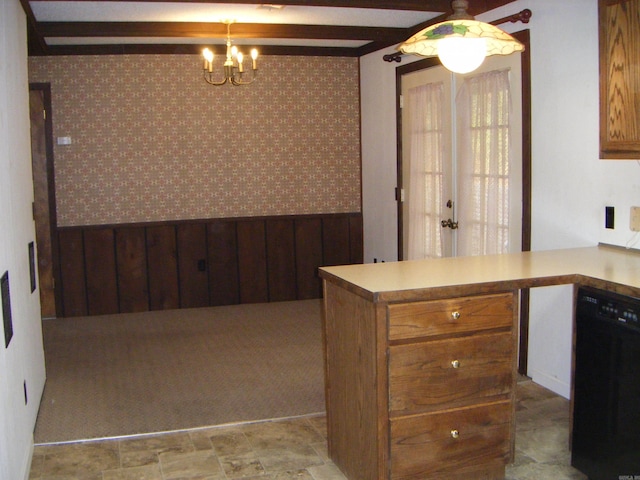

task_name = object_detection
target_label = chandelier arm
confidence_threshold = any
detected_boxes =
[203,72,228,86]
[230,70,257,86]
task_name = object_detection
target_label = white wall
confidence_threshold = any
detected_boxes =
[0,0,47,478]
[360,0,640,398]
[361,53,402,264]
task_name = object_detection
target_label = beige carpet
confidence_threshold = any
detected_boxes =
[34,299,325,444]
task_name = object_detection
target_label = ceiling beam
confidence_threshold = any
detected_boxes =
[20,0,49,54]
[37,43,361,56]
[30,0,454,12]
[38,21,407,42]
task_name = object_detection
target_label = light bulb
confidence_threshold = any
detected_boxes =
[202,48,213,71]
[237,51,244,72]
[437,37,486,74]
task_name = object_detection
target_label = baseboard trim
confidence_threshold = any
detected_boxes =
[529,369,570,399]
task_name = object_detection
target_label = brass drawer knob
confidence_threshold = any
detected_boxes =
[451,360,460,369]
[451,429,459,439]
[451,311,461,320]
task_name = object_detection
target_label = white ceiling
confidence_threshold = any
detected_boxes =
[31,2,436,26]
[22,1,518,55]
[31,2,439,47]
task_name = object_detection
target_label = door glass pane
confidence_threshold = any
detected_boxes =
[402,67,453,260]
[456,69,512,256]
[406,82,445,259]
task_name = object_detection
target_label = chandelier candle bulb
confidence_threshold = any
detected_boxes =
[237,52,244,72]
[251,49,258,70]
[203,48,214,72]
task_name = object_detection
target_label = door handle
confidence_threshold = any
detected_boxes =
[442,200,459,229]
[440,219,459,229]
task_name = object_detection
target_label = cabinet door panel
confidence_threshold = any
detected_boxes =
[599,0,640,158]
[390,401,511,480]
[389,332,513,415]
[388,293,514,341]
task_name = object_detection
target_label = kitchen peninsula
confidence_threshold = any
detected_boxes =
[318,245,640,480]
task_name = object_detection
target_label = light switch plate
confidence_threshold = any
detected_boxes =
[630,206,640,232]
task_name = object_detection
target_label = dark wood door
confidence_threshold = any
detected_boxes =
[29,85,57,318]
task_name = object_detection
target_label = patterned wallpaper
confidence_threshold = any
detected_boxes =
[28,55,361,227]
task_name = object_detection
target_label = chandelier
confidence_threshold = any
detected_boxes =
[202,22,258,86]
[398,0,524,74]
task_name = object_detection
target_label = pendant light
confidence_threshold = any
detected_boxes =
[398,0,524,74]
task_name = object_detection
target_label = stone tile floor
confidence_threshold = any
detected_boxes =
[29,379,587,480]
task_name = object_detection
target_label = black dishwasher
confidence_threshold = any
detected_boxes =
[572,286,640,480]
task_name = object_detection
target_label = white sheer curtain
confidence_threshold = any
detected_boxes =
[456,69,512,256]
[406,82,445,260]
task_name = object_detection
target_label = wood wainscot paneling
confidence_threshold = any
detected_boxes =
[56,213,363,317]
[177,223,209,308]
[208,220,240,306]
[83,228,119,315]
[115,227,148,313]
[237,219,269,304]
[146,225,179,311]
[266,219,297,302]
[295,217,324,299]
[58,229,87,317]
[322,216,351,267]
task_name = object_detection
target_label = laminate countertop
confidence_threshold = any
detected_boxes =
[318,244,640,303]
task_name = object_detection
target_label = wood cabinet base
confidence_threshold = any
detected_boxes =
[321,280,517,480]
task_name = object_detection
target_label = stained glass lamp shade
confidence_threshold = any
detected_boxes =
[399,19,524,74]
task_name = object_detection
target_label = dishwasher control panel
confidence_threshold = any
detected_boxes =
[578,289,640,331]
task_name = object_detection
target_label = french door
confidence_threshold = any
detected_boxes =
[400,52,523,260]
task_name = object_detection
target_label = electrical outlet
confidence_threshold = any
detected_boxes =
[630,207,640,232]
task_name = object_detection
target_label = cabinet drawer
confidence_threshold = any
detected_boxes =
[388,292,514,341]
[390,401,512,480]
[389,332,514,415]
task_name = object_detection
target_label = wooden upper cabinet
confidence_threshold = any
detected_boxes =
[600,0,640,159]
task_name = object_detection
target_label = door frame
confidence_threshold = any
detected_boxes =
[394,30,532,373]
[29,82,61,318]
